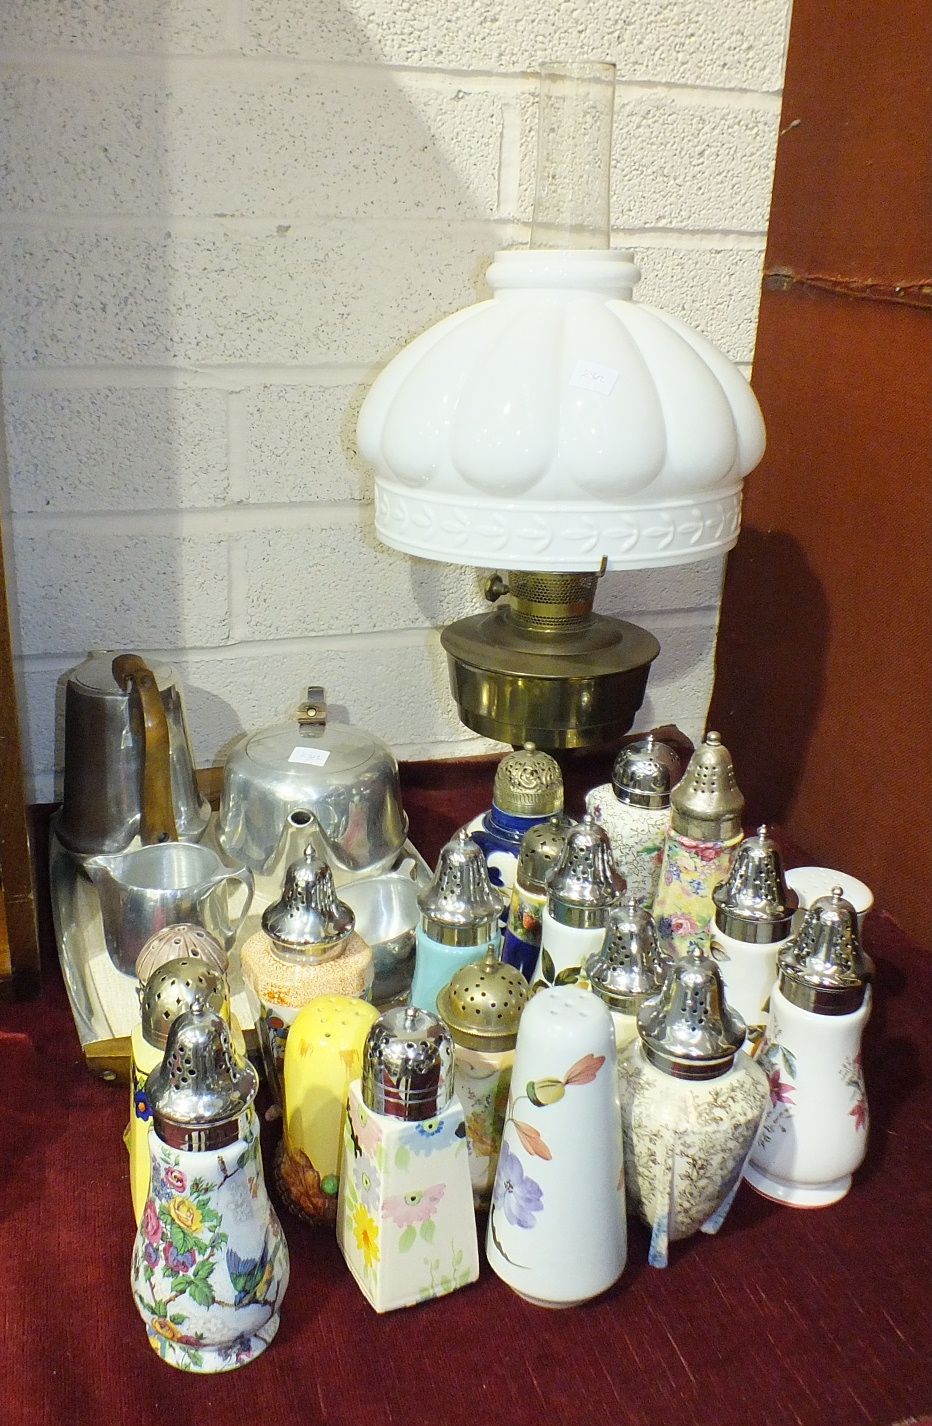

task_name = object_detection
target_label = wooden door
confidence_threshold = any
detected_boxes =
[709,0,931,944]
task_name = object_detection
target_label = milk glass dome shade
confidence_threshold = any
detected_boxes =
[358,247,766,572]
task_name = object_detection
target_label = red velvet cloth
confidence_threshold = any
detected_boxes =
[1,782,929,1426]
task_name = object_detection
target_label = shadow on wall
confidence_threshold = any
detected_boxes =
[0,0,501,787]
[707,525,829,823]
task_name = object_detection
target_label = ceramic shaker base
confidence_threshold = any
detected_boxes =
[744,1163,852,1208]
[146,1314,281,1373]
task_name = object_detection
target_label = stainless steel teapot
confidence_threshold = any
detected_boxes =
[56,651,210,857]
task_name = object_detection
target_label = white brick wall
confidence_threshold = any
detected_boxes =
[0,1,790,803]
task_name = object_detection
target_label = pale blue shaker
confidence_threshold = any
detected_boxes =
[409,830,503,1013]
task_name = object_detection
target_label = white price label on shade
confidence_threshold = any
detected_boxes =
[570,359,619,395]
[288,746,331,766]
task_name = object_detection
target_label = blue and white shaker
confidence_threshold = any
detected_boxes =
[465,743,564,901]
[501,814,575,981]
[409,831,503,1013]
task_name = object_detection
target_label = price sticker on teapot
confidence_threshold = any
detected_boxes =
[288,746,331,767]
[570,359,619,395]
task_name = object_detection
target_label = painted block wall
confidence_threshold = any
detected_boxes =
[0,0,792,803]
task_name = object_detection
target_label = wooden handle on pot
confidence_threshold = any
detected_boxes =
[111,654,179,845]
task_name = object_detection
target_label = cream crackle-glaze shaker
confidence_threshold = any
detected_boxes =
[409,830,502,1014]
[240,845,373,1103]
[710,826,797,1053]
[486,985,627,1307]
[617,953,768,1267]
[337,1005,479,1312]
[131,999,289,1372]
[653,732,744,956]
[532,815,621,992]
[745,889,873,1208]
[129,952,236,1224]
[501,814,575,981]
[585,736,681,907]
[465,743,564,902]
[586,897,671,1055]
[436,951,529,1209]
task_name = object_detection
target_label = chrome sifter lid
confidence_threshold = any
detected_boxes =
[418,830,503,945]
[712,826,798,943]
[547,815,623,929]
[261,844,355,960]
[611,736,682,809]
[136,923,228,987]
[587,897,671,1015]
[436,949,529,1053]
[492,743,564,817]
[146,998,258,1151]
[515,813,576,893]
[140,956,230,1050]
[778,888,874,1015]
[670,731,744,841]
[637,952,746,1080]
[361,1005,455,1120]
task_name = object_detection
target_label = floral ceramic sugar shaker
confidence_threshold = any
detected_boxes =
[436,950,529,1209]
[240,844,373,1103]
[337,1005,479,1312]
[532,815,621,992]
[653,732,744,957]
[465,743,564,900]
[132,999,289,1372]
[585,736,681,907]
[130,954,237,1224]
[617,953,768,1268]
[710,826,797,1053]
[586,897,671,1055]
[745,889,873,1208]
[486,985,626,1307]
[501,814,575,981]
[409,830,503,1014]
[277,994,380,1226]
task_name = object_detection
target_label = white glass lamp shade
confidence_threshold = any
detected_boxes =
[358,249,766,572]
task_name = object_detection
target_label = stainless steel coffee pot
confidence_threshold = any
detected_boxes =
[56,651,210,857]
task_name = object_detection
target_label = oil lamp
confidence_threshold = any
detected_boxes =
[357,62,766,749]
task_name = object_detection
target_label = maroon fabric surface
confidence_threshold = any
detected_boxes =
[1,801,930,1426]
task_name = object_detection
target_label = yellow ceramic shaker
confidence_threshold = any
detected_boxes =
[277,994,380,1226]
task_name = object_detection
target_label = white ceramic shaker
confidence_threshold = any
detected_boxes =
[709,826,798,1053]
[337,1006,479,1312]
[617,954,768,1268]
[784,866,874,936]
[436,950,529,1209]
[745,889,874,1208]
[586,897,671,1055]
[486,985,627,1307]
[585,736,681,907]
[501,814,575,981]
[465,742,564,902]
[409,830,503,1014]
[653,732,744,957]
[131,1000,289,1372]
[533,815,621,991]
